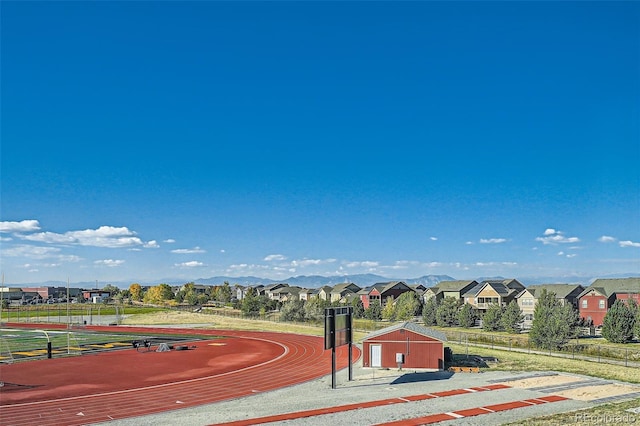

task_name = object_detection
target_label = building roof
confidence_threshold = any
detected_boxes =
[520,284,584,299]
[331,283,361,294]
[578,277,640,299]
[434,280,478,292]
[363,321,447,342]
[482,279,524,290]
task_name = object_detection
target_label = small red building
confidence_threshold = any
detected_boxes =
[362,322,447,371]
[578,278,640,327]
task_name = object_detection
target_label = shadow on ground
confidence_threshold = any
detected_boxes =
[391,371,454,384]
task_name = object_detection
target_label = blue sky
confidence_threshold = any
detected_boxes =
[1,1,639,285]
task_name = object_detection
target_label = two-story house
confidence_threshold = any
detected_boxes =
[329,283,361,303]
[358,281,414,309]
[462,279,525,314]
[516,284,584,328]
[578,277,640,326]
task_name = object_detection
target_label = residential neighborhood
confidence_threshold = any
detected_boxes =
[3,277,640,333]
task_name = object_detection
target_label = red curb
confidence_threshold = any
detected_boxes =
[453,407,492,417]
[210,383,511,425]
[375,394,570,425]
[484,400,535,412]
[536,395,570,402]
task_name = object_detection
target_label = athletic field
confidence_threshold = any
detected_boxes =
[0,326,198,362]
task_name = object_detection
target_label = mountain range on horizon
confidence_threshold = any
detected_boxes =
[5,272,640,290]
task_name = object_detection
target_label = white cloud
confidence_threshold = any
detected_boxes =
[19,226,148,248]
[171,246,206,254]
[144,240,160,248]
[4,244,61,258]
[2,244,82,266]
[535,229,580,245]
[465,241,474,245]
[227,263,272,274]
[479,238,507,244]
[264,254,287,261]
[291,258,336,267]
[599,235,617,243]
[0,219,41,233]
[619,240,640,248]
[344,260,379,268]
[175,261,206,268]
[94,259,125,267]
[430,237,438,241]
[164,239,176,243]
[220,249,225,253]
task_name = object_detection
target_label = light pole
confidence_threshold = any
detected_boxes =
[67,277,70,354]
[0,273,4,325]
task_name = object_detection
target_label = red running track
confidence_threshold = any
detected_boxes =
[0,325,359,426]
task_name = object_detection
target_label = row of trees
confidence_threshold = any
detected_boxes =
[422,297,525,333]
[423,290,640,348]
[125,282,233,306]
[118,283,640,346]
[239,290,423,323]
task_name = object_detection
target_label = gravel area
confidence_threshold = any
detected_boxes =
[93,363,605,426]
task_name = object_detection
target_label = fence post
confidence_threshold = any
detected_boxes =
[626,348,628,367]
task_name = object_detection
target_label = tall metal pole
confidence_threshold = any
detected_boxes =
[0,273,4,325]
[67,277,70,354]
[332,345,336,390]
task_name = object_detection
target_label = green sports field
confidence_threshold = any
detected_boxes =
[0,327,196,362]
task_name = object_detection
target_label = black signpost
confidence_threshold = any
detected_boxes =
[324,306,353,389]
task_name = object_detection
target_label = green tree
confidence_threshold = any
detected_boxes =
[185,291,198,306]
[634,300,640,340]
[158,284,174,300]
[351,297,365,319]
[304,297,330,322]
[365,300,382,321]
[482,304,504,331]
[602,299,636,343]
[241,291,260,316]
[382,297,396,321]
[280,300,306,322]
[174,290,186,303]
[214,282,233,303]
[422,298,438,326]
[436,297,459,327]
[102,284,120,301]
[457,303,478,328]
[197,294,209,305]
[529,289,579,350]
[394,291,421,321]
[501,300,524,333]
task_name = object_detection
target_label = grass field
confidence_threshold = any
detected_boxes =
[0,327,202,362]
